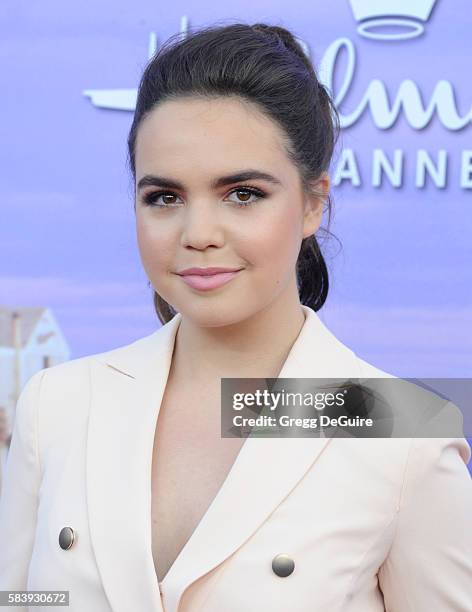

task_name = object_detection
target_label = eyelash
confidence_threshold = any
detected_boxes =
[141,185,267,208]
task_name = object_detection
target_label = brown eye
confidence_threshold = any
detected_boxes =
[236,190,251,202]
[227,187,266,207]
[142,191,182,207]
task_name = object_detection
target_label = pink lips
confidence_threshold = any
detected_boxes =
[179,270,242,291]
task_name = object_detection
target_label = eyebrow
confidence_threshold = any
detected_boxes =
[137,169,282,192]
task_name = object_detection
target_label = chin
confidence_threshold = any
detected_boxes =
[179,301,255,327]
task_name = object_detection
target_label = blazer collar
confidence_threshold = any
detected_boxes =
[87,305,362,612]
[97,305,361,382]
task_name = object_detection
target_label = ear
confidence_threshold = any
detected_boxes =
[302,172,330,239]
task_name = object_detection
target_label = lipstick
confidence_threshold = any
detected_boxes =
[179,270,241,291]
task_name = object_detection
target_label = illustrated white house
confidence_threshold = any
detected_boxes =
[0,305,70,427]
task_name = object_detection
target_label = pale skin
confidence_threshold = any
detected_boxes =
[134,95,330,384]
[133,95,330,583]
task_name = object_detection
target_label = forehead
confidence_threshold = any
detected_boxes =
[134,96,291,175]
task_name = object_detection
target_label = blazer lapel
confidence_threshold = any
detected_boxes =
[86,315,181,612]
[86,305,362,612]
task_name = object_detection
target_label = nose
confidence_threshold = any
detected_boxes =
[180,203,225,250]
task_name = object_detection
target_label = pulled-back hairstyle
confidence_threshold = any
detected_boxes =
[127,21,341,325]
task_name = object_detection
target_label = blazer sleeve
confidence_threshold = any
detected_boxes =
[0,369,46,600]
[378,425,472,611]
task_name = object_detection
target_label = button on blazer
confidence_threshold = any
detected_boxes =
[0,305,471,612]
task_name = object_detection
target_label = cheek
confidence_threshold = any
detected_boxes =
[243,206,301,269]
[136,215,174,271]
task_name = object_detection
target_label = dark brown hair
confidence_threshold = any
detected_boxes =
[127,21,341,324]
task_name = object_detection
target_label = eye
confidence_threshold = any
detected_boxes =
[227,187,266,207]
[142,191,183,207]
[141,186,266,208]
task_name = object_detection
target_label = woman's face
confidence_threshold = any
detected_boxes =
[134,95,328,326]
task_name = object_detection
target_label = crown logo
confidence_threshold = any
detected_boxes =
[348,0,438,40]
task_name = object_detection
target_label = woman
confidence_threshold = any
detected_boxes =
[0,22,471,612]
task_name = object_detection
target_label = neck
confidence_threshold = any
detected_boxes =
[171,291,307,382]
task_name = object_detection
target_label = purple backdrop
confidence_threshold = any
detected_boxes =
[1,0,471,385]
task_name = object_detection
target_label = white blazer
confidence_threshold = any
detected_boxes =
[0,305,471,612]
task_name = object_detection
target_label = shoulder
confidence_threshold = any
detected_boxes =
[356,353,468,435]
[17,331,159,421]
[350,353,471,472]
[16,314,177,426]
[33,329,160,387]
[354,354,395,379]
